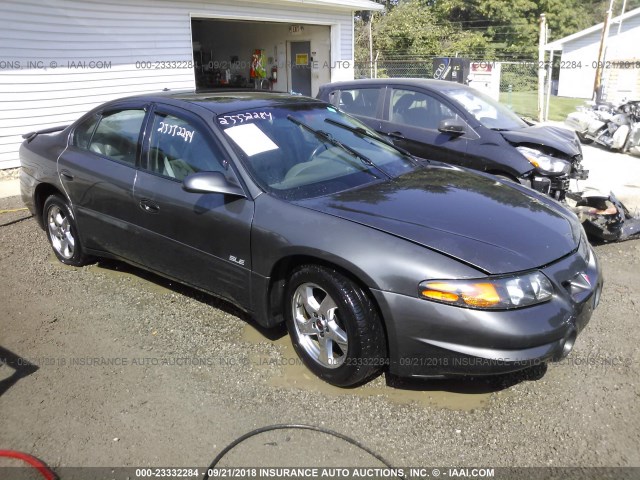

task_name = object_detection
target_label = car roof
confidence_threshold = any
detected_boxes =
[116,90,324,115]
[318,78,472,92]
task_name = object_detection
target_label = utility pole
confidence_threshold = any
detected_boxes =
[369,16,374,79]
[593,0,615,103]
[537,13,546,122]
[545,24,554,122]
[617,0,627,34]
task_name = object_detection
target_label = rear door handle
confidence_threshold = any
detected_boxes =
[139,199,160,214]
[60,169,74,180]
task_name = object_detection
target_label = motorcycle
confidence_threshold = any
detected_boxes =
[566,99,640,155]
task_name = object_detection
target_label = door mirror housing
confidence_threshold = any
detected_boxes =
[438,118,466,135]
[182,171,246,197]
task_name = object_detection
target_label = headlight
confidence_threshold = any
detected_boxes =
[419,271,554,310]
[516,146,570,175]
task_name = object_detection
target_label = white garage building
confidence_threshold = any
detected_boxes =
[545,7,640,101]
[0,0,382,170]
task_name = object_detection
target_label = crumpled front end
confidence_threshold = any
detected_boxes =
[568,189,640,242]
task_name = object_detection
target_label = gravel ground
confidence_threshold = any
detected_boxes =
[1,194,639,472]
[0,167,20,180]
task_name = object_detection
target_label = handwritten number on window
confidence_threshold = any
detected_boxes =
[217,111,273,126]
[157,122,194,143]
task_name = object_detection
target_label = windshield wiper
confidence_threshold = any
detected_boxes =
[324,118,418,162]
[287,115,392,179]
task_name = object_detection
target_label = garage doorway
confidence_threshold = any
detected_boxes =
[191,18,331,96]
[290,41,311,96]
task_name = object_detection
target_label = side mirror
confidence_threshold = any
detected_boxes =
[182,171,245,197]
[438,118,466,135]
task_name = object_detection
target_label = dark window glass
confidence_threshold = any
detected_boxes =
[89,109,146,164]
[147,113,225,181]
[72,114,99,149]
[390,89,455,130]
[338,88,380,118]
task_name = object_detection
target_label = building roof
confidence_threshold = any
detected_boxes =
[261,0,384,11]
[545,6,640,51]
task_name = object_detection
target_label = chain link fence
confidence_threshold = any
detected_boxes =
[499,61,540,93]
[354,56,539,96]
[354,57,434,80]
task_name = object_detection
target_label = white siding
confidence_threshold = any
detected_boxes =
[556,32,601,99]
[0,0,356,169]
[556,13,640,99]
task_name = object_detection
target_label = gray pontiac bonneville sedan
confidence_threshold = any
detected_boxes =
[20,92,602,386]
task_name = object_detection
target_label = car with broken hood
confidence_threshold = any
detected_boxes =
[20,92,602,387]
[317,78,588,201]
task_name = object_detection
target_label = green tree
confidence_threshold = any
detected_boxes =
[355,0,490,63]
[430,0,640,58]
[356,0,640,70]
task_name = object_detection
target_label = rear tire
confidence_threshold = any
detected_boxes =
[43,195,91,267]
[284,265,387,387]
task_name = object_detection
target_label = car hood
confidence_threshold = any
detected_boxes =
[294,166,579,274]
[500,124,581,158]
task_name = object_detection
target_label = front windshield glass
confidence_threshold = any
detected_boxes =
[216,104,417,200]
[443,87,527,130]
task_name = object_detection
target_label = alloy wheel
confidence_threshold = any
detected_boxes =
[47,205,75,259]
[291,282,348,368]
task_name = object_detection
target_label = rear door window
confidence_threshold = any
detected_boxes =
[72,114,99,149]
[88,109,146,164]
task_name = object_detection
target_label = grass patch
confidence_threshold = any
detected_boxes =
[499,91,586,122]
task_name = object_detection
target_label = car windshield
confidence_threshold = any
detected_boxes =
[442,87,528,130]
[216,103,417,200]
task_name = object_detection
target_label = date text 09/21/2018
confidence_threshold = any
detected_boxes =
[487,60,640,70]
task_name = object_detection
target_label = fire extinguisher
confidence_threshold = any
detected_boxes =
[271,66,278,82]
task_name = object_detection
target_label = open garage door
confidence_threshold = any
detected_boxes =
[191,19,331,96]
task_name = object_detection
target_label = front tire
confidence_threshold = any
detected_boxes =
[284,265,387,387]
[43,195,90,267]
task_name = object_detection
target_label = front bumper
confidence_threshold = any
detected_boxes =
[520,155,587,201]
[373,243,602,378]
[520,173,570,200]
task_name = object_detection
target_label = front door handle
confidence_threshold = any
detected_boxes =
[60,169,74,181]
[388,131,405,140]
[139,199,160,214]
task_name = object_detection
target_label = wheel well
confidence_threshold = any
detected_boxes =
[33,183,65,229]
[486,170,519,182]
[267,255,390,356]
